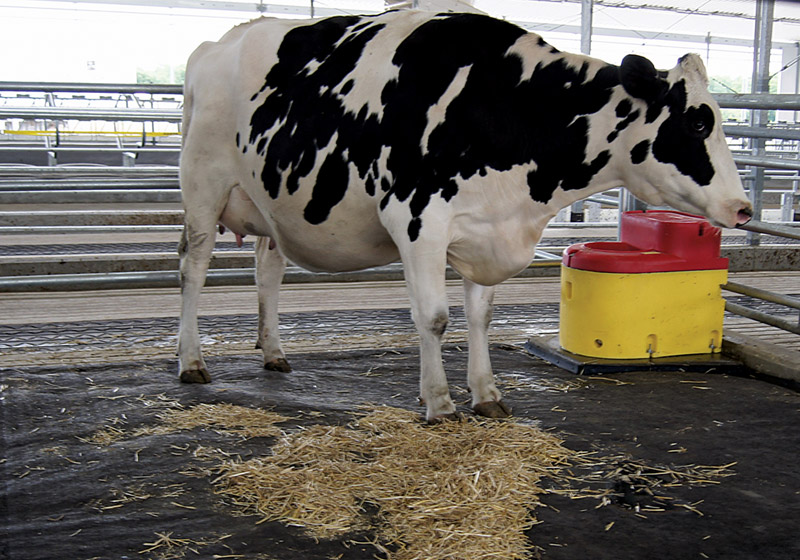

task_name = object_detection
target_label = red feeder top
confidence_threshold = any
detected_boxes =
[562,210,729,273]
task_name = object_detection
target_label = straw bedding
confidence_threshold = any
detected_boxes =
[212,406,574,560]
[85,401,736,559]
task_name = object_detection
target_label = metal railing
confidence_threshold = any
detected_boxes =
[0,82,797,293]
[722,220,800,336]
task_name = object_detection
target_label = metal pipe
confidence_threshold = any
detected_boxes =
[0,107,182,123]
[0,189,182,204]
[0,81,183,95]
[724,300,800,335]
[585,194,620,206]
[736,219,800,240]
[0,225,184,234]
[747,0,775,247]
[0,146,180,153]
[733,155,800,170]
[0,166,178,177]
[713,93,800,110]
[0,179,179,190]
[580,0,593,55]
[3,84,798,109]
[723,125,800,140]
[0,210,183,227]
[723,281,800,310]
[0,259,563,292]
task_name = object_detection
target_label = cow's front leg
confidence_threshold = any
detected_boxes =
[177,221,217,383]
[254,236,290,373]
[402,256,457,422]
[464,279,511,418]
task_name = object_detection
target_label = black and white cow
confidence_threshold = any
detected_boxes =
[178,10,752,421]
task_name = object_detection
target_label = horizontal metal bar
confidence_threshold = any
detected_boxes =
[0,258,561,292]
[0,225,184,234]
[0,179,179,190]
[0,146,180,153]
[723,282,800,310]
[0,81,183,95]
[736,219,800,240]
[0,210,183,227]
[534,249,561,260]
[0,189,182,204]
[714,93,800,110]
[723,125,800,141]
[0,107,182,123]
[584,194,620,206]
[734,155,800,170]
[0,166,178,177]
[725,300,800,335]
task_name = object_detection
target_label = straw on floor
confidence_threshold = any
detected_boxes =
[212,405,574,560]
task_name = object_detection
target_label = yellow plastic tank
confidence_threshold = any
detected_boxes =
[559,211,728,359]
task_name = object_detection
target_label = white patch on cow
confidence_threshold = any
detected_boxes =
[372,144,393,185]
[334,13,433,121]
[506,34,561,83]
[421,64,472,156]
[304,58,322,76]
[446,161,551,285]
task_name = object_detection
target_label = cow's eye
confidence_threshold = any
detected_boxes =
[685,104,714,139]
[692,119,707,133]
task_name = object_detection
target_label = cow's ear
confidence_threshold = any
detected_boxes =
[678,53,709,85]
[620,54,667,103]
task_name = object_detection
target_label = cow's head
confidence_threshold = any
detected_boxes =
[619,53,752,228]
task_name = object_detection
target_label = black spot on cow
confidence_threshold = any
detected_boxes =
[631,139,650,164]
[248,15,385,216]
[652,80,715,186]
[378,14,529,239]
[235,132,240,147]
[607,109,640,143]
[304,149,350,224]
[340,79,354,96]
[408,217,422,241]
[382,16,621,238]
[615,98,632,118]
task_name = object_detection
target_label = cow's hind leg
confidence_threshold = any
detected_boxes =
[177,218,217,383]
[464,279,511,418]
[254,236,291,372]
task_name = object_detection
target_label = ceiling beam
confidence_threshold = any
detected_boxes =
[13,0,798,49]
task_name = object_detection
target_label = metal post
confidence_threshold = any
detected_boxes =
[748,0,775,246]
[580,0,593,56]
[620,189,647,213]
[571,0,593,223]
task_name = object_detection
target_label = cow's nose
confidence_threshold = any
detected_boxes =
[735,204,753,226]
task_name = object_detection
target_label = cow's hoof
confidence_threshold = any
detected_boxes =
[473,400,512,418]
[180,369,211,384]
[427,411,465,424]
[264,358,292,373]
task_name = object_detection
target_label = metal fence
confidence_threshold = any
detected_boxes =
[0,83,798,295]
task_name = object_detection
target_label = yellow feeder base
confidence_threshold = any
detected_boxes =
[559,265,727,359]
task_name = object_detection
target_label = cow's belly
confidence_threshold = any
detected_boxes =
[275,218,400,272]
[235,175,400,272]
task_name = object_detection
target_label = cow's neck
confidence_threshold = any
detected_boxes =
[544,161,626,219]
